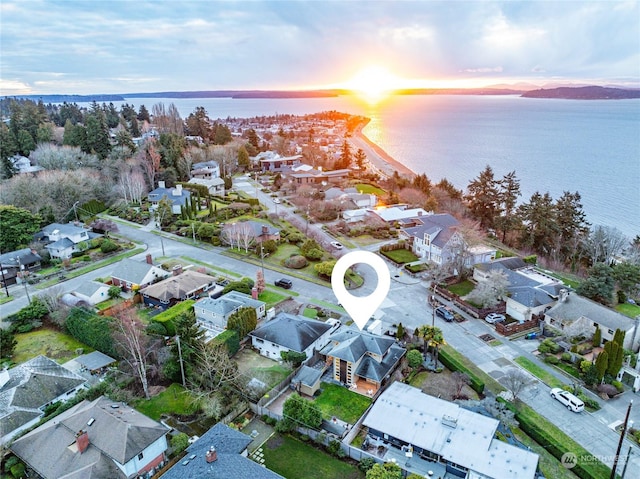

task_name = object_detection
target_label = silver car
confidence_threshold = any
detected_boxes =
[485,313,506,324]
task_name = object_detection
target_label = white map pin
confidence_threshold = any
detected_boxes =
[331,250,390,331]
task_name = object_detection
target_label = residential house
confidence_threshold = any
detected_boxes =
[188,177,225,196]
[225,221,280,244]
[140,267,217,309]
[319,329,405,394]
[473,258,565,322]
[9,155,43,174]
[69,280,112,306]
[11,396,169,479]
[400,213,496,267]
[0,356,86,444]
[342,208,370,223]
[160,422,284,479]
[250,314,339,360]
[255,152,302,172]
[363,382,539,479]
[110,258,169,292]
[0,248,42,287]
[324,187,376,209]
[73,351,117,375]
[286,167,350,185]
[191,160,221,179]
[37,222,99,260]
[369,205,431,223]
[544,291,640,352]
[194,291,266,332]
[148,181,192,215]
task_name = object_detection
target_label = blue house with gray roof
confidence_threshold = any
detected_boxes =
[148,181,191,214]
[160,422,284,479]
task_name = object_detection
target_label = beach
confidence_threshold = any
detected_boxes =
[350,123,416,180]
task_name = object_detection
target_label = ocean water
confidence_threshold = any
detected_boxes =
[92,95,640,238]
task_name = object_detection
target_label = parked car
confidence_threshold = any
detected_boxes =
[274,278,292,289]
[273,198,281,204]
[550,388,584,412]
[435,306,454,322]
[485,313,506,324]
[330,241,344,249]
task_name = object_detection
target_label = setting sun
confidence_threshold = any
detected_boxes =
[345,66,404,104]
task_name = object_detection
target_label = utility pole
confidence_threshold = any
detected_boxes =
[17,256,31,304]
[176,334,186,387]
[260,242,265,277]
[610,400,633,479]
[620,445,633,478]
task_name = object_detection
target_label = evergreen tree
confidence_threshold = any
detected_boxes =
[592,327,602,347]
[335,139,352,169]
[0,123,18,179]
[595,350,608,383]
[496,170,521,242]
[517,191,558,255]
[237,145,250,170]
[85,109,112,159]
[465,165,502,229]
[137,104,151,122]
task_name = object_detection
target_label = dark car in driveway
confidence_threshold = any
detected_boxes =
[274,278,292,289]
[435,306,454,322]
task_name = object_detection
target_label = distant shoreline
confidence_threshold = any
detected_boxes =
[350,122,416,180]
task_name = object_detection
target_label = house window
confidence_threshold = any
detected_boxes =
[608,329,614,335]
[255,338,264,344]
[138,452,144,460]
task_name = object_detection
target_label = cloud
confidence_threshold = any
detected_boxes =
[462,67,504,74]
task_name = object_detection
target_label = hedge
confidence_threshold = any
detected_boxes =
[212,329,240,356]
[438,346,485,395]
[151,300,196,336]
[65,308,117,357]
[503,401,611,479]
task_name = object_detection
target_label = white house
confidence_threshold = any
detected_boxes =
[70,280,112,306]
[473,258,565,322]
[188,177,225,196]
[544,291,640,352]
[401,213,496,267]
[0,356,87,445]
[38,222,98,260]
[191,160,220,179]
[363,382,539,479]
[148,181,192,215]
[10,396,169,479]
[194,291,266,331]
[250,313,338,360]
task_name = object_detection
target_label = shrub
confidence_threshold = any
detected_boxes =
[406,349,423,369]
[304,248,324,261]
[612,380,624,392]
[287,232,305,244]
[327,439,345,458]
[561,352,572,362]
[438,348,485,394]
[544,355,560,365]
[212,329,240,356]
[358,457,377,472]
[10,463,26,478]
[597,383,618,397]
[171,433,190,454]
[284,255,308,269]
[100,239,119,254]
[260,239,278,255]
[538,338,561,354]
[146,321,167,336]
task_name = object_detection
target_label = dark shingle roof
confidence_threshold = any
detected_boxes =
[293,366,323,387]
[161,423,284,479]
[250,313,332,353]
[322,329,396,363]
[401,213,460,248]
[110,258,166,285]
[75,351,116,371]
[140,270,215,301]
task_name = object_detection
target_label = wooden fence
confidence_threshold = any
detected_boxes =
[495,318,539,336]
[97,294,141,316]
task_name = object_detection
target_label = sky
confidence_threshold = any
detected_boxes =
[1,0,639,96]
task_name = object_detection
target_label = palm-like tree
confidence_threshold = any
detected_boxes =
[416,325,446,366]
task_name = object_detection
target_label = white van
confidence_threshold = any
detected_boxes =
[550,388,585,412]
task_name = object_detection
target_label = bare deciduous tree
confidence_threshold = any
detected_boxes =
[584,225,628,266]
[502,369,529,401]
[451,371,471,399]
[112,311,160,400]
[137,140,161,190]
[221,222,255,252]
[466,269,509,308]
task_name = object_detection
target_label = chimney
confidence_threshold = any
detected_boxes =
[172,264,183,276]
[146,254,153,265]
[559,289,569,303]
[76,430,89,454]
[261,225,269,235]
[205,446,217,463]
[158,180,166,189]
[172,184,183,196]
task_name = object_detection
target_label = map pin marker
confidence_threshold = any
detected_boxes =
[331,250,390,331]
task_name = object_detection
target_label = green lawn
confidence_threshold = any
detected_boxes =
[302,307,318,319]
[253,364,291,388]
[262,434,364,479]
[134,384,199,420]
[512,427,579,479]
[354,183,386,196]
[314,382,371,424]
[409,371,429,388]
[380,248,419,264]
[616,302,640,318]
[13,328,92,364]
[514,356,565,389]
[0,295,13,305]
[258,289,289,309]
[447,280,475,297]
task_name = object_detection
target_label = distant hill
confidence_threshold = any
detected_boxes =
[2,94,125,102]
[522,86,640,100]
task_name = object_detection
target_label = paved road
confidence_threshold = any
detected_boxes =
[2,177,638,472]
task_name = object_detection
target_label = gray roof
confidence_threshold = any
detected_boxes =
[251,313,332,353]
[147,187,191,206]
[0,248,41,268]
[363,383,538,479]
[141,270,215,301]
[0,356,86,438]
[355,343,406,382]
[46,237,75,250]
[246,221,280,237]
[547,293,635,331]
[11,396,168,479]
[475,257,527,272]
[401,213,460,248]
[41,222,88,237]
[321,329,396,363]
[110,258,166,285]
[197,291,265,315]
[161,423,284,479]
[73,281,109,298]
[75,351,116,371]
[293,366,323,388]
